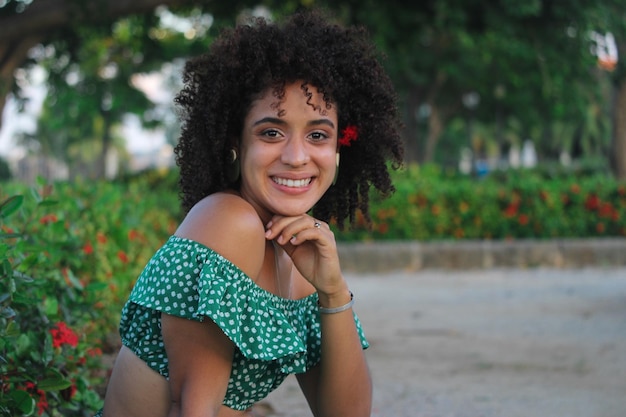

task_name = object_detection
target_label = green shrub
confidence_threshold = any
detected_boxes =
[337,164,626,241]
[0,174,179,416]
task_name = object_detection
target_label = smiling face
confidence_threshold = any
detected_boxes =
[238,82,338,222]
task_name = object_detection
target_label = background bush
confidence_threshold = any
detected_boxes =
[0,166,624,415]
[341,164,626,241]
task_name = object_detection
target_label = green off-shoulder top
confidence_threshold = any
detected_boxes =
[119,235,369,411]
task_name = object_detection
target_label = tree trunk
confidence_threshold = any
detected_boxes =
[0,36,42,130]
[611,77,626,180]
[98,110,113,179]
[402,87,422,163]
[422,104,443,163]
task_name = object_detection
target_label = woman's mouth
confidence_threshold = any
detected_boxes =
[272,177,312,188]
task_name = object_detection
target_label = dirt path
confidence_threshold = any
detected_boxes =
[264,267,626,417]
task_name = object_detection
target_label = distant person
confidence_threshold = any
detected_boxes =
[97,9,403,417]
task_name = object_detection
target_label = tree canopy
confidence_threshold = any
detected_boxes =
[1,0,625,178]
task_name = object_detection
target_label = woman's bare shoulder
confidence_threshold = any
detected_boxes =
[175,192,266,278]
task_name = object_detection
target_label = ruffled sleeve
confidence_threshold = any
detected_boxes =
[195,254,312,365]
[127,236,368,375]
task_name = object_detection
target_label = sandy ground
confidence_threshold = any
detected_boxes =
[263,267,626,417]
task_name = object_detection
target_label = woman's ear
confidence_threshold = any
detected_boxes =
[227,147,240,183]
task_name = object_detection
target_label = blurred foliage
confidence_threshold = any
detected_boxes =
[339,164,626,241]
[0,158,11,182]
[1,0,625,178]
[0,171,179,415]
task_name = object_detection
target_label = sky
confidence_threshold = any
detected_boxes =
[0,68,170,160]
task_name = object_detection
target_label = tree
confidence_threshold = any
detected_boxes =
[0,0,178,127]
[3,0,626,178]
[283,0,620,177]
[0,0,257,178]
[589,1,626,180]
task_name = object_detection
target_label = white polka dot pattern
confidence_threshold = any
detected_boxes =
[118,236,369,410]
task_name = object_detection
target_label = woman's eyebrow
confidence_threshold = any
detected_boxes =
[252,117,286,127]
[252,117,336,129]
[308,119,336,129]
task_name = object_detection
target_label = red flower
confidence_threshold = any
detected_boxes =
[117,250,129,263]
[596,222,606,233]
[584,194,600,211]
[22,382,48,415]
[97,232,107,244]
[518,214,529,225]
[39,214,58,225]
[83,242,93,255]
[50,322,79,348]
[504,203,518,218]
[598,202,614,218]
[128,229,140,241]
[338,125,358,147]
[61,382,77,401]
[87,347,103,357]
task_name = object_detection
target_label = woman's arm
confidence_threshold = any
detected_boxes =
[165,193,267,416]
[162,315,235,417]
[296,299,372,417]
[265,215,372,417]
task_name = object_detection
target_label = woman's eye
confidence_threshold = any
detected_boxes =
[309,131,329,141]
[261,129,281,138]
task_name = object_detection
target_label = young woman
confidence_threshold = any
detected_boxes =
[98,9,403,417]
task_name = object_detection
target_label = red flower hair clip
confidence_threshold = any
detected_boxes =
[339,125,358,147]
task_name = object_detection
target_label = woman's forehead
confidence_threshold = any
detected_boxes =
[249,82,337,118]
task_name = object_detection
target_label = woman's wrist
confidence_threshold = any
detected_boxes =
[318,291,354,314]
[317,287,353,312]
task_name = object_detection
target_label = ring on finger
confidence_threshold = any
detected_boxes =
[313,220,322,229]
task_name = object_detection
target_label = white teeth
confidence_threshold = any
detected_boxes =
[273,177,311,188]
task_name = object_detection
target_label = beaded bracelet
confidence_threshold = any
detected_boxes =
[318,291,354,314]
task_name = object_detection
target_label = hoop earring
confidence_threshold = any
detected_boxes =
[227,148,240,183]
[332,152,340,186]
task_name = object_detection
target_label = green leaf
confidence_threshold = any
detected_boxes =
[85,282,108,292]
[9,389,35,415]
[44,297,59,317]
[12,271,34,283]
[5,320,20,337]
[15,333,31,356]
[29,187,42,204]
[38,371,72,391]
[0,195,23,219]
[37,199,59,207]
[0,243,8,259]
[0,306,16,319]
[13,292,38,306]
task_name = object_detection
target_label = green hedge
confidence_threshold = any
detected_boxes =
[340,165,626,241]
[0,174,178,416]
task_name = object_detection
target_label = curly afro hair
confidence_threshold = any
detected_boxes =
[174,9,403,230]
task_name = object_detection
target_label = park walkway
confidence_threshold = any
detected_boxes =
[263,239,626,417]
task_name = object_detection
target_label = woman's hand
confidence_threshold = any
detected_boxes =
[264,215,347,298]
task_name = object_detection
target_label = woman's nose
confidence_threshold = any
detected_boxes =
[281,136,310,166]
